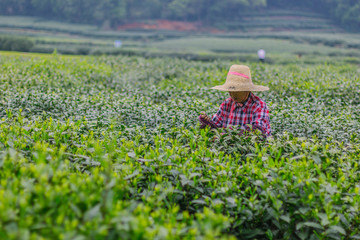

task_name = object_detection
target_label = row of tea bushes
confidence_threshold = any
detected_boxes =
[1,113,359,239]
[0,53,360,239]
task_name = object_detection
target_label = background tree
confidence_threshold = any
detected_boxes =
[0,0,359,31]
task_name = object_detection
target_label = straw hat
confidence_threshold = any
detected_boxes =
[211,65,269,92]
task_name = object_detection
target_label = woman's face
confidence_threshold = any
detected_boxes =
[229,91,250,103]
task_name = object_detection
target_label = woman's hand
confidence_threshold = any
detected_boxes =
[199,112,219,129]
[200,112,210,122]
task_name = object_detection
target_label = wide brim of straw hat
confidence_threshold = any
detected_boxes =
[211,64,269,92]
[211,84,269,92]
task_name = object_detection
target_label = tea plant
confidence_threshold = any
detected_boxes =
[0,53,359,239]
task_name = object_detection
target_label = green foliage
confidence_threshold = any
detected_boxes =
[0,0,265,27]
[0,0,360,30]
[0,54,360,239]
[0,36,34,52]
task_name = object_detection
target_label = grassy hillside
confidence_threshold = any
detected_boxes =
[149,37,359,55]
[215,9,342,32]
[0,8,359,63]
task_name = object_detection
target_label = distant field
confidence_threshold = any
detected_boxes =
[0,16,97,33]
[214,8,343,32]
[0,16,188,40]
[149,37,360,56]
[0,12,360,63]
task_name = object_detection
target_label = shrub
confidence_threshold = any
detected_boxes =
[0,35,34,52]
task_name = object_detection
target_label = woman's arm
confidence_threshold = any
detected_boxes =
[250,104,271,136]
[199,101,226,129]
[211,101,226,128]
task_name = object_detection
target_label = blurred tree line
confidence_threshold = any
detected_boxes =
[0,0,359,30]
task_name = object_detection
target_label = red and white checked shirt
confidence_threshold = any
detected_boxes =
[212,93,271,136]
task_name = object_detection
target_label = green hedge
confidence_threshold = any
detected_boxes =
[0,36,34,52]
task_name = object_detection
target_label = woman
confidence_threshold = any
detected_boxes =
[199,65,271,137]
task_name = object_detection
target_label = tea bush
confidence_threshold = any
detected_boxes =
[0,36,34,52]
[0,54,359,239]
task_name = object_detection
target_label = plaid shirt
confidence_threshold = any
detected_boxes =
[212,93,271,136]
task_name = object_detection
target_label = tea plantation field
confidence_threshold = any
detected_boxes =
[0,53,360,240]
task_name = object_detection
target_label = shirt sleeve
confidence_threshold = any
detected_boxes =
[250,104,271,136]
[212,101,226,128]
